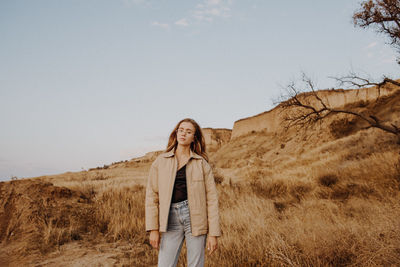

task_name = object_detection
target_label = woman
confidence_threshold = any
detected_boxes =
[145,118,221,267]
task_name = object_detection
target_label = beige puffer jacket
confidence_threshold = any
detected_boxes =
[145,148,222,237]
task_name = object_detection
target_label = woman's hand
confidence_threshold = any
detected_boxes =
[149,230,160,249]
[207,236,218,255]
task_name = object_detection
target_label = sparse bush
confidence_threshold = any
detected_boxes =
[290,183,313,201]
[329,117,358,139]
[249,179,288,199]
[273,201,286,212]
[357,99,369,107]
[319,174,339,187]
[92,172,108,181]
[80,183,96,199]
[213,172,224,184]
[331,183,375,201]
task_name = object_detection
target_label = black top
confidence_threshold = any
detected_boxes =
[171,163,187,203]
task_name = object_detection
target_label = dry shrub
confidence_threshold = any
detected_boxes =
[249,179,288,199]
[318,174,338,187]
[42,217,83,249]
[329,183,376,201]
[248,176,312,203]
[78,182,96,199]
[273,201,287,213]
[344,99,370,108]
[329,117,358,139]
[290,183,313,202]
[91,172,109,181]
[213,169,224,184]
[317,176,382,202]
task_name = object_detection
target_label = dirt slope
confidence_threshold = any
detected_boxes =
[0,179,97,265]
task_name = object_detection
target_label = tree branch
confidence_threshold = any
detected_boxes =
[279,73,400,143]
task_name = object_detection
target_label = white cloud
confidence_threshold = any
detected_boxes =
[146,0,233,29]
[362,41,379,59]
[151,21,170,30]
[193,0,232,22]
[362,41,397,65]
[175,18,189,27]
[365,42,377,49]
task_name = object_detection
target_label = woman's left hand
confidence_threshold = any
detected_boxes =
[207,236,218,255]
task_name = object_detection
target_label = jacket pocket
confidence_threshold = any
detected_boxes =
[192,173,204,182]
[191,163,204,181]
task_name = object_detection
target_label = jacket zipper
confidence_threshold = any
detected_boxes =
[186,159,194,234]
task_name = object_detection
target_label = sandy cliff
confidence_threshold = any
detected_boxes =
[231,82,399,139]
[202,128,232,152]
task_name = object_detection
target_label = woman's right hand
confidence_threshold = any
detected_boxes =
[149,230,160,249]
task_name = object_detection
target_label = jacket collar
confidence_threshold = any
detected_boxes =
[162,147,202,159]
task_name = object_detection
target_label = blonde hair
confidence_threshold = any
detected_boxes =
[165,118,209,162]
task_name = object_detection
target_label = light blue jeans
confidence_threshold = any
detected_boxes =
[158,199,207,267]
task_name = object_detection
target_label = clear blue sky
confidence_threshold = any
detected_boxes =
[0,0,398,180]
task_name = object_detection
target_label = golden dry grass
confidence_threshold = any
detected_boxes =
[18,125,397,266]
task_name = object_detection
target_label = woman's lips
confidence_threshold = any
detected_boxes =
[179,138,185,141]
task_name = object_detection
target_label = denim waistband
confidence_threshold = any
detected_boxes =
[170,199,188,208]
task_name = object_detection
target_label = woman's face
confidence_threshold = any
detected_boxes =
[176,122,195,146]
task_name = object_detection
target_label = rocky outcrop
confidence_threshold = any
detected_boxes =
[202,128,232,152]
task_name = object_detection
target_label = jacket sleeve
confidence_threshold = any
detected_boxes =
[145,158,159,232]
[202,159,222,237]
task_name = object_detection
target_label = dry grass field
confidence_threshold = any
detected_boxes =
[0,88,399,266]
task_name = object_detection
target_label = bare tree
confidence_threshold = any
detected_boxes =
[276,72,400,143]
[353,0,400,61]
[274,1,400,143]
